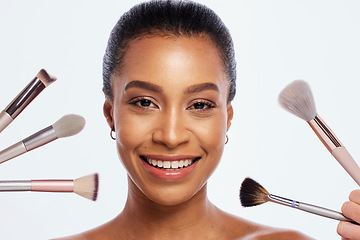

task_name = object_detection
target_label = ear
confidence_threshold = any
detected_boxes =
[103,96,114,129]
[226,104,233,131]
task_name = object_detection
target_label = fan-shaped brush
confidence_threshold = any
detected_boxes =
[240,177,355,223]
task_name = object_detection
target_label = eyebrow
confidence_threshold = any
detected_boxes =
[124,80,220,95]
[124,80,162,93]
[185,82,220,94]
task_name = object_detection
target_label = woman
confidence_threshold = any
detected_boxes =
[56,0,360,239]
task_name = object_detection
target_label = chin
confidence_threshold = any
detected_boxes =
[138,180,207,207]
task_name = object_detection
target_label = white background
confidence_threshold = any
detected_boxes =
[0,0,359,239]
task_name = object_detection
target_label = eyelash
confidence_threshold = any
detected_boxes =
[187,100,216,110]
[129,97,216,111]
[129,97,158,109]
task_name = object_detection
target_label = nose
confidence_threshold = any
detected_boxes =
[152,108,190,148]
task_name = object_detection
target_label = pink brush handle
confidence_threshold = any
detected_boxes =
[0,111,13,133]
[31,180,74,192]
[308,115,360,186]
[0,141,26,164]
[332,147,360,186]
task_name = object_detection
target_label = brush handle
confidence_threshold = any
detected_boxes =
[0,126,57,165]
[0,181,31,191]
[0,111,13,133]
[31,180,74,192]
[308,115,360,186]
[0,141,26,164]
[269,194,357,224]
[298,202,355,223]
[332,147,360,186]
[0,180,74,192]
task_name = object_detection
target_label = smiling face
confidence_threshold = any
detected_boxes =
[104,35,233,206]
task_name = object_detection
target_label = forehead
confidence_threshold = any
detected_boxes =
[112,35,228,93]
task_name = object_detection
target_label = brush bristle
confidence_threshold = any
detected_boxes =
[278,80,317,121]
[74,173,99,201]
[240,177,269,207]
[36,69,57,87]
[52,114,86,138]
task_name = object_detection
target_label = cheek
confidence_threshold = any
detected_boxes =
[194,112,227,151]
[188,112,227,187]
[116,118,146,148]
[113,108,155,158]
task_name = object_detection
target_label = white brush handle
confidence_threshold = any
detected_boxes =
[0,181,31,191]
[0,141,26,164]
[269,194,356,223]
[332,147,360,186]
[299,202,352,222]
[0,111,13,133]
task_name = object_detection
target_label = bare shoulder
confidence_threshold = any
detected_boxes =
[51,230,105,240]
[217,209,314,240]
[50,228,108,240]
[50,224,108,240]
[51,236,82,240]
[246,229,314,240]
[51,233,88,240]
[50,218,120,240]
[52,209,314,240]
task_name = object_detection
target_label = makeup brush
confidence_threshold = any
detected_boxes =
[0,114,85,164]
[0,69,57,133]
[278,80,360,186]
[0,173,99,201]
[240,177,356,223]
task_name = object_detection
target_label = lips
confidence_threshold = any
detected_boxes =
[140,155,201,180]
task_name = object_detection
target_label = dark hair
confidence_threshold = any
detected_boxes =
[103,0,236,102]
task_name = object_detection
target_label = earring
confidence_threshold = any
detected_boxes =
[225,135,229,144]
[110,127,116,140]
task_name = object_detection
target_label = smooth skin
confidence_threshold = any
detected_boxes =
[54,35,359,239]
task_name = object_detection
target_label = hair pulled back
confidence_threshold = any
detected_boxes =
[103,0,236,102]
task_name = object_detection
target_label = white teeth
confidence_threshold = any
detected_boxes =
[184,160,189,167]
[171,161,179,168]
[163,161,171,169]
[146,158,195,169]
[151,159,157,166]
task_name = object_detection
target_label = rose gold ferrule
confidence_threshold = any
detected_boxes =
[23,125,57,151]
[31,180,74,192]
[308,114,342,152]
[5,77,45,119]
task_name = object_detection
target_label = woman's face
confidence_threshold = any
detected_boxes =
[104,35,233,206]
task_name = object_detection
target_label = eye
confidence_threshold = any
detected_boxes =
[187,100,215,110]
[129,97,158,109]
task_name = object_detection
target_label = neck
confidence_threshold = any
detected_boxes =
[115,177,218,239]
